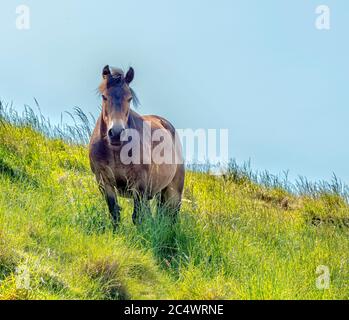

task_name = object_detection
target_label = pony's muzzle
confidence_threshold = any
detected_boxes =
[108,126,125,146]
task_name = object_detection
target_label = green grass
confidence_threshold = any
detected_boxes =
[0,110,348,299]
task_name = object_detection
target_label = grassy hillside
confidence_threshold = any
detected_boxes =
[0,115,348,299]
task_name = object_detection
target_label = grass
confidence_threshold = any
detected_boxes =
[0,101,348,300]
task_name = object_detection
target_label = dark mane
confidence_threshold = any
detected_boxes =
[130,87,140,108]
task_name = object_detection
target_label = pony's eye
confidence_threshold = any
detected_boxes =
[127,97,133,103]
[102,95,107,101]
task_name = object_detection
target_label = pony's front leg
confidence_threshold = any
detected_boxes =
[104,185,121,229]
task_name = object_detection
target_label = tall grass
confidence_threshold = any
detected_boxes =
[225,159,349,203]
[0,100,95,145]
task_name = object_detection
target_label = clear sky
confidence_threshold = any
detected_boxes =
[0,0,348,183]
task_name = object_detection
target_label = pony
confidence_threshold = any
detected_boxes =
[89,65,185,228]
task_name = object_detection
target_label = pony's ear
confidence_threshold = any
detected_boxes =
[125,67,134,84]
[102,65,111,79]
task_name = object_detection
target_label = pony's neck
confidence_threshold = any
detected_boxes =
[127,109,141,129]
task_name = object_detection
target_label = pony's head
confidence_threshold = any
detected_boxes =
[99,65,137,147]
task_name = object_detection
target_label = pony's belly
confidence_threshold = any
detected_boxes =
[146,164,177,194]
[110,163,177,197]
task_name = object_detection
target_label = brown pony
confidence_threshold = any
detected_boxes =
[89,65,185,228]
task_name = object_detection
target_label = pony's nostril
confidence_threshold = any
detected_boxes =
[108,128,124,143]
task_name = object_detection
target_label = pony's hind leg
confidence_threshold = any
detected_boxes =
[159,186,182,222]
[159,165,185,222]
[132,193,151,225]
[159,179,184,223]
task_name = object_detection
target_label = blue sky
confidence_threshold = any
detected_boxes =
[0,0,348,183]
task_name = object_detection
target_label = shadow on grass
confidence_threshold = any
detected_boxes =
[133,204,198,277]
[0,240,18,282]
[0,158,39,188]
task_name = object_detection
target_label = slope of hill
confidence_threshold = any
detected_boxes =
[0,113,348,299]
